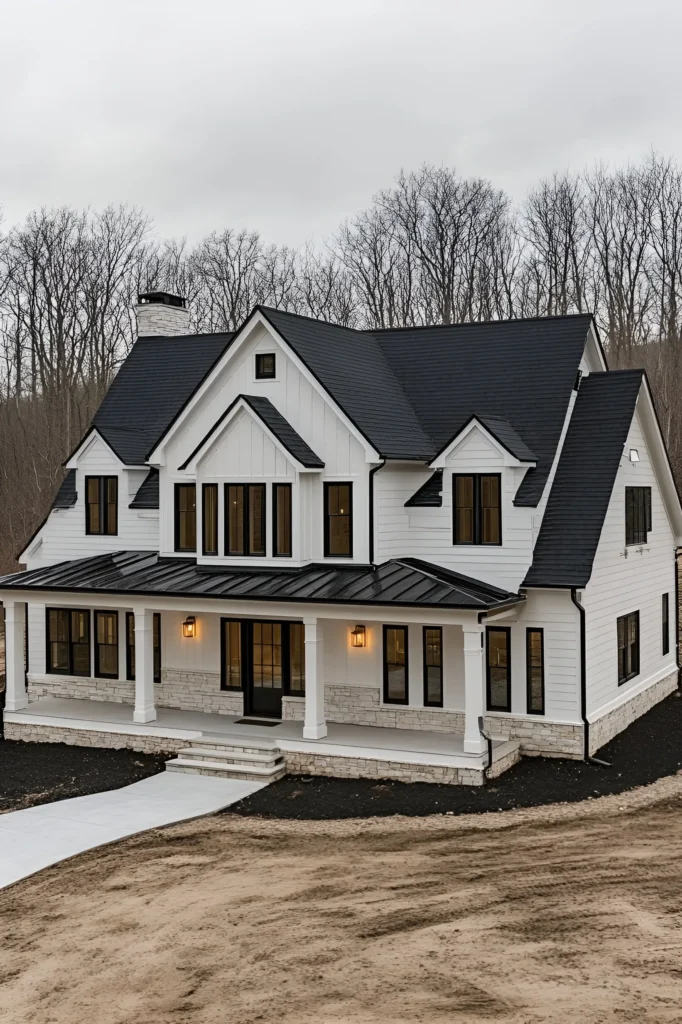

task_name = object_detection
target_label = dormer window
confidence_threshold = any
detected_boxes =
[453,474,501,545]
[255,353,276,379]
[85,476,118,535]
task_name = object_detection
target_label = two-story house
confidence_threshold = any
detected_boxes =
[2,292,680,786]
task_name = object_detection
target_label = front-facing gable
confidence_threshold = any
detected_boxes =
[430,416,537,470]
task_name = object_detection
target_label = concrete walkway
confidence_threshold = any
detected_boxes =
[0,772,264,889]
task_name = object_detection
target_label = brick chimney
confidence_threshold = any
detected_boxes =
[136,291,190,337]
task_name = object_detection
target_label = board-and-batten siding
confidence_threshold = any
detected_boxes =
[373,427,534,591]
[24,436,158,569]
[583,407,677,717]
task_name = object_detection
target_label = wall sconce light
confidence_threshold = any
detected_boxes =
[350,624,366,648]
[182,616,196,638]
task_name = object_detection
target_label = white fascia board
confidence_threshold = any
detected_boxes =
[64,428,126,470]
[585,322,608,372]
[429,418,536,470]
[184,397,322,475]
[148,309,381,465]
[636,380,682,544]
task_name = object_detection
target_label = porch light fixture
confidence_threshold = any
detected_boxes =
[350,624,366,648]
[182,616,196,638]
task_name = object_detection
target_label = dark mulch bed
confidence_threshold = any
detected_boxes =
[0,738,167,813]
[229,689,682,819]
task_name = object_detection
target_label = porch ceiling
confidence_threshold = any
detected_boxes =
[0,551,522,611]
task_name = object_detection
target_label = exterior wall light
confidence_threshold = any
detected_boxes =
[182,616,196,638]
[350,624,366,648]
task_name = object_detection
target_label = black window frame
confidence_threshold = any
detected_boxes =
[486,626,511,712]
[125,612,161,684]
[625,486,652,546]
[526,627,545,715]
[323,482,353,558]
[453,473,502,546]
[94,609,119,680]
[663,593,670,656]
[202,483,219,556]
[272,483,293,558]
[224,483,267,557]
[617,610,640,685]
[46,607,91,677]
[220,618,305,695]
[85,475,118,536]
[422,626,443,708]
[174,483,197,552]
[382,624,409,705]
[255,352,276,379]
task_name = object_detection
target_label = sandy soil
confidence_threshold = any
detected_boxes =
[4,778,682,1023]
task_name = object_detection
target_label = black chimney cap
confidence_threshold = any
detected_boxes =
[137,291,186,308]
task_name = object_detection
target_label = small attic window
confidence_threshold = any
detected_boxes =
[255,353,276,379]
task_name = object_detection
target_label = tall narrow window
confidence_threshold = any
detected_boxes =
[617,611,640,684]
[273,483,292,557]
[526,628,544,715]
[289,622,305,694]
[324,483,353,557]
[221,619,243,690]
[486,627,511,711]
[202,483,219,556]
[383,625,408,704]
[94,611,118,679]
[46,608,90,676]
[85,476,118,535]
[126,612,161,683]
[174,483,196,552]
[423,626,443,707]
[625,487,651,545]
[225,484,266,556]
[453,474,501,545]
[663,593,670,656]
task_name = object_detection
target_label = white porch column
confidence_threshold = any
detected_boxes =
[303,617,327,740]
[4,601,28,712]
[463,625,486,755]
[133,608,156,724]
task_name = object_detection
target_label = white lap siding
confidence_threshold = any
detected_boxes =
[583,408,678,719]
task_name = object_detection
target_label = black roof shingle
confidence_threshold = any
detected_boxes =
[129,468,159,509]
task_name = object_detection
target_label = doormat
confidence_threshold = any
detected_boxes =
[234,718,281,727]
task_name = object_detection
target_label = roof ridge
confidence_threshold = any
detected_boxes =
[365,312,595,334]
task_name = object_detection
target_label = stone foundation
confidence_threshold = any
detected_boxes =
[284,750,485,786]
[4,720,183,755]
[28,672,135,704]
[589,670,679,754]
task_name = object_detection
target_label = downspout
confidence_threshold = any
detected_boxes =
[368,460,386,565]
[571,587,610,767]
[676,548,682,687]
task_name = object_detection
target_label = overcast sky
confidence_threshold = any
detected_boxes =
[1,0,681,247]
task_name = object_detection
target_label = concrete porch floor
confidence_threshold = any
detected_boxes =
[3,696,517,772]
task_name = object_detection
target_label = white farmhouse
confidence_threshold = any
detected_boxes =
[2,292,680,785]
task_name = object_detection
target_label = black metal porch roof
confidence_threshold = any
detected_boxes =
[0,552,522,611]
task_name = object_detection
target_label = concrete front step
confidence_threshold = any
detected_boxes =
[177,746,282,766]
[166,757,286,782]
[191,735,280,755]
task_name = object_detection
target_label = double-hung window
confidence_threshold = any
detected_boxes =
[324,483,353,557]
[526,628,545,715]
[486,626,511,711]
[423,627,443,707]
[202,483,219,556]
[453,474,501,545]
[383,625,408,704]
[85,476,118,535]
[273,483,292,557]
[174,484,197,552]
[46,609,90,676]
[94,611,119,679]
[225,484,266,556]
[625,487,651,545]
[125,612,161,683]
[617,611,640,684]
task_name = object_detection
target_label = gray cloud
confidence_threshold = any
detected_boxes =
[1,0,681,246]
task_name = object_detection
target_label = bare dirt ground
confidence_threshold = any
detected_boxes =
[4,777,682,1023]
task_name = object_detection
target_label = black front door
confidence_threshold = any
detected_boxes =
[246,621,284,718]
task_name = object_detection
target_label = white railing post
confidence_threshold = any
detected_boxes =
[133,608,156,724]
[463,625,486,754]
[303,617,327,739]
[4,600,28,712]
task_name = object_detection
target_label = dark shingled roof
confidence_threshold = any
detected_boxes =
[129,468,159,509]
[51,469,77,509]
[91,332,233,465]
[524,370,644,588]
[0,551,522,611]
[179,394,324,470]
[477,416,537,463]
[405,470,443,507]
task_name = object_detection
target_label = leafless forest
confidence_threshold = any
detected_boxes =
[2,154,682,572]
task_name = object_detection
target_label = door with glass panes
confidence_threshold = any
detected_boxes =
[222,618,305,718]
